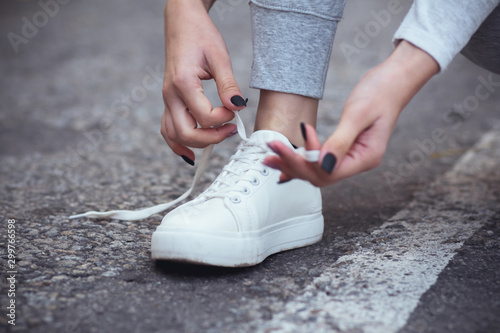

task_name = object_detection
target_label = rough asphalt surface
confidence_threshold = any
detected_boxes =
[1,0,499,332]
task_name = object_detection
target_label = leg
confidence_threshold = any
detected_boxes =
[250,0,346,145]
[254,90,318,147]
[151,0,347,267]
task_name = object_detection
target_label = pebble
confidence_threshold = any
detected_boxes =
[52,275,69,282]
[19,260,32,267]
[102,270,119,277]
[308,268,323,277]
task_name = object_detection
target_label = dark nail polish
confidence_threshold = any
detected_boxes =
[321,153,337,174]
[231,95,247,107]
[300,122,307,142]
[227,129,238,138]
[278,179,292,185]
[245,98,249,105]
[181,155,194,166]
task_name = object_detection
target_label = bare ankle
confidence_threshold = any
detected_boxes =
[254,90,319,146]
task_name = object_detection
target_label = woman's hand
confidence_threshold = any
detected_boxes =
[161,0,246,164]
[263,41,439,186]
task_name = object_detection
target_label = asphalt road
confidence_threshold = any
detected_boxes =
[1,0,499,332]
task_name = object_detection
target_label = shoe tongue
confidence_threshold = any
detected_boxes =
[248,130,293,148]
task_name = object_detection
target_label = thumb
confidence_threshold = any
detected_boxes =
[208,51,246,111]
[319,118,361,177]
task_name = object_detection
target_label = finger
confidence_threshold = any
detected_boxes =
[161,109,196,164]
[169,71,235,128]
[329,121,390,181]
[263,144,298,176]
[261,152,293,184]
[277,172,293,184]
[264,141,322,185]
[301,123,322,153]
[167,95,237,148]
[319,109,374,175]
[263,154,299,181]
[207,49,247,111]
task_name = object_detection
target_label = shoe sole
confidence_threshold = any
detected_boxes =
[151,212,324,267]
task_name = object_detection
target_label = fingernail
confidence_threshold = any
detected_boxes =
[321,153,337,174]
[227,129,238,138]
[231,95,247,107]
[277,179,291,185]
[181,155,194,166]
[300,122,307,142]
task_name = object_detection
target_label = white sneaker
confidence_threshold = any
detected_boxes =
[151,130,323,267]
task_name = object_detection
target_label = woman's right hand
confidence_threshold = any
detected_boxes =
[161,0,246,164]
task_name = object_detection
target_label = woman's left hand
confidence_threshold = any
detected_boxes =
[263,75,401,187]
[263,41,440,187]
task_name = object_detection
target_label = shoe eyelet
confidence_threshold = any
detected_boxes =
[251,177,260,186]
[230,196,241,204]
[260,168,270,176]
[241,187,250,195]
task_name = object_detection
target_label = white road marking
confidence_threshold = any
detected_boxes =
[258,130,500,333]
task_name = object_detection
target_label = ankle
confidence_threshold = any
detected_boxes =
[254,90,319,146]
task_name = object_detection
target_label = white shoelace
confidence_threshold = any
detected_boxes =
[69,112,319,221]
[197,138,270,204]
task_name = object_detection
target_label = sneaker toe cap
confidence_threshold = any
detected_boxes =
[157,199,239,232]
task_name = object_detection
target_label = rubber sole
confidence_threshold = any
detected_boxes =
[151,212,324,267]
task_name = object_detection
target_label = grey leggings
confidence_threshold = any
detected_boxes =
[249,0,500,99]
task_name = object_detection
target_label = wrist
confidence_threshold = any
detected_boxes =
[363,40,439,111]
[385,40,439,94]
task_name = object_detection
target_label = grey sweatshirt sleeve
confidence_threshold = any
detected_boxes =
[393,0,500,72]
[249,0,346,99]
